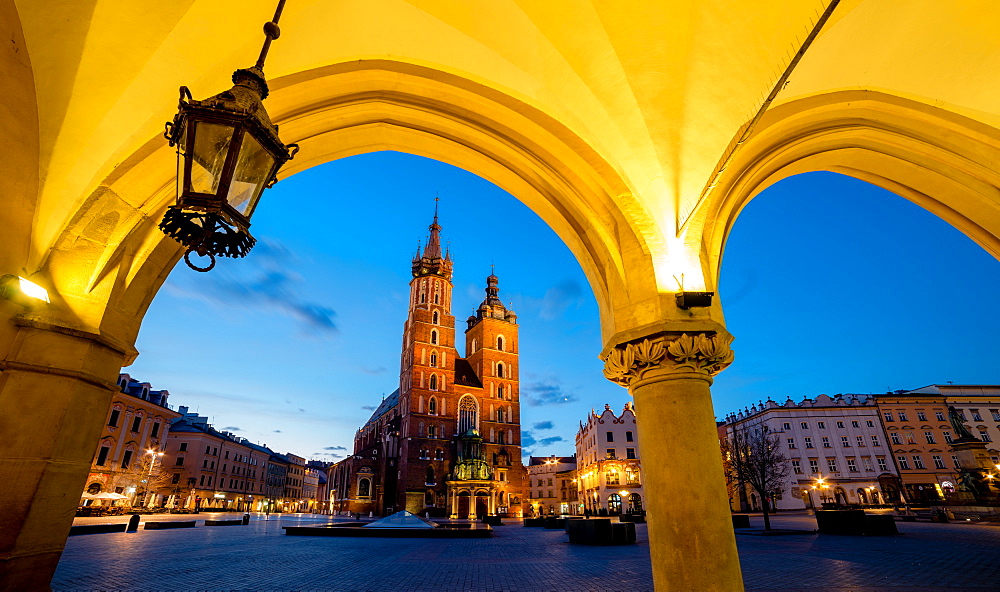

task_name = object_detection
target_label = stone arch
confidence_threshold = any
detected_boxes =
[697,91,1000,291]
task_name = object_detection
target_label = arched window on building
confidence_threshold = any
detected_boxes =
[459,395,478,433]
[497,336,504,351]
[496,363,504,378]
[429,375,438,391]
[625,467,639,485]
[496,407,505,422]
[420,292,426,303]
[429,397,437,415]
[430,352,437,367]
[497,431,506,445]
[432,310,439,324]
[608,493,622,514]
[427,424,437,438]
[426,466,436,485]
[358,478,371,498]
[471,339,477,353]
[606,468,620,485]
[425,490,435,506]
[498,449,510,466]
[430,330,438,345]
[497,385,504,400]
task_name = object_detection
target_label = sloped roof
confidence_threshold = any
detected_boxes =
[363,389,400,428]
[453,358,482,388]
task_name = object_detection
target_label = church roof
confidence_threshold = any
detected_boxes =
[363,388,400,428]
[453,358,483,388]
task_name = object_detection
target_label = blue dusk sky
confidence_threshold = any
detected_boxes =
[128,152,1000,462]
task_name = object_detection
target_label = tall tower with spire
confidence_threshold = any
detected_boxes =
[347,202,526,519]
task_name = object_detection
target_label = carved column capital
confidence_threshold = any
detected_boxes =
[601,331,735,388]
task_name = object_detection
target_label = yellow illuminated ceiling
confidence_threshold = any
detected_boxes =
[9,0,1000,342]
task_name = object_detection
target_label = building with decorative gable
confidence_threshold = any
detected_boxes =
[331,210,527,518]
[575,403,643,515]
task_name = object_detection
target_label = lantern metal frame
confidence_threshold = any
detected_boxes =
[159,0,298,272]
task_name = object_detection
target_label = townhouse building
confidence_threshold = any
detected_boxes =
[85,374,180,502]
[724,394,898,510]
[525,456,576,516]
[575,403,643,515]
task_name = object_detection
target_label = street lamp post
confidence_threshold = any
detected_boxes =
[141,449,164,508]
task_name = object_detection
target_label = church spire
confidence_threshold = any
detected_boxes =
[411,197,453,280]
[423,197,442,260]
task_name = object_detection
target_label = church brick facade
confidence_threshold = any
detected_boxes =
[330,210,527,518]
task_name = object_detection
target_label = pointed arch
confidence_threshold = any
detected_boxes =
[458,395,478,433]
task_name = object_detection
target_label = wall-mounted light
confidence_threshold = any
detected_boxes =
[0,275,50,306]
[672,273,714,309]
[675,291,714,310]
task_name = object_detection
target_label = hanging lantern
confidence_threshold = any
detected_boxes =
[160,1,298,272]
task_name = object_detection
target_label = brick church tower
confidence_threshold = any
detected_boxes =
[341,206,526,518]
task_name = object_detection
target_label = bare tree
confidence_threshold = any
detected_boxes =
[727,422,790,531]
[719,438,739,510]
[116,453,172,507]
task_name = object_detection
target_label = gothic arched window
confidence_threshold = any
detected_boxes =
[430,330,438,345]
[497,336,504,351]
[426,466,435,485]
[497,385,504,399]
[429,397,437,415]
[432,310,439,324]
[496,363,504,378]
[429,375,438,391]
[459,395,478,433]
[358,478,371,498]
[430,352,437,367]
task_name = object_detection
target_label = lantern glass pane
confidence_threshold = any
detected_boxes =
[226,133,275,216]
[190,122,234,195]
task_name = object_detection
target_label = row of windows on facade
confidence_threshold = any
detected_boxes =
[172,442,262,465]
[414,370,512,394]
[584,430,635,448]
[791,453,975,474]
[106,409,162,437]
[778,409,1000,429]
[883,408,1000,423]
[418,396,513,419]
[787,429,992,450]
[576,468,640,485]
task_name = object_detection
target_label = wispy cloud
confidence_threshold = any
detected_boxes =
[532,421,554,431]
[521,431,537,448]
[273,429,282,433]
[314,452,343,459]
[222,426,242,431]
[539,280,583,320]
[524,381,579,406]
[361,405,377,411]
[324,446,347,451]
[361,366,388,375]
[165,239,337,335]
[538,436,564,446]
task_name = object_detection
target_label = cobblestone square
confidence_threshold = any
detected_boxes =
[51,512,1000,591]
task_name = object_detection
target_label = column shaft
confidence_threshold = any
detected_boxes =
[0,324,123,589]
[631,372,744,592]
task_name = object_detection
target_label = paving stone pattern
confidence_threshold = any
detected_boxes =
[52,513,1000,591]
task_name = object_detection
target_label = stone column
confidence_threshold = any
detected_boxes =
[0,320,127,590]
[603,332,744,592]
